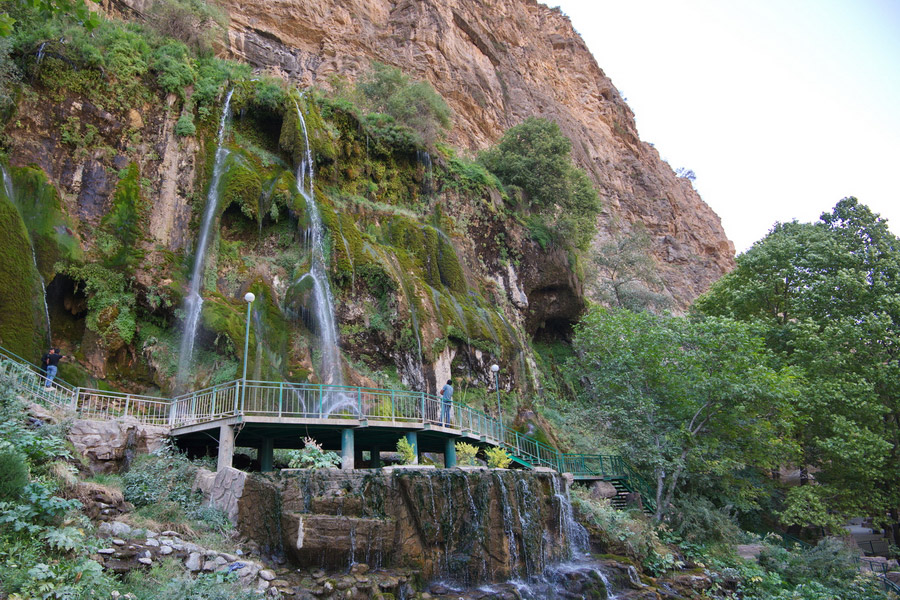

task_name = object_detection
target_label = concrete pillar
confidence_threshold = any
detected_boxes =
[371,445,381,468]
[341,428,355,470]
[444,437,457,468]
[259,437,274,472]
[405,432,419,465]
[217,424,235,471]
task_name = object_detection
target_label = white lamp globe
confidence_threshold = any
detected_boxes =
[244,292,256,303]
[490,364,499,373]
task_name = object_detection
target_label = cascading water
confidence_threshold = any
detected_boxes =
[291,102,354,414]
[2,165,51,344]
[176,89,234,388]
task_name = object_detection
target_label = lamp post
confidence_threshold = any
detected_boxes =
[241,292,255,407]
[491,364,501,424]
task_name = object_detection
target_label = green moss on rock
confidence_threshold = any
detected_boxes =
[0,194,45,360]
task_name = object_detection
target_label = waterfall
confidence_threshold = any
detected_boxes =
[2,165,51,345]
[291,102,353,415]
[417,150,433,197]
[176,89,234,388]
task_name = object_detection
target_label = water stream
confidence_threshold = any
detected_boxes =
[176,88,234,388]
[290,102,358,415]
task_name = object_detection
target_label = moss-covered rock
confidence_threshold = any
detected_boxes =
[0,193,46,360]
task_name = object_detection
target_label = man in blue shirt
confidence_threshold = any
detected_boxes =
[440,379,453,426]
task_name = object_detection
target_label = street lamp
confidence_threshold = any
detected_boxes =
[491,364,501,424]
[241,292,255,407]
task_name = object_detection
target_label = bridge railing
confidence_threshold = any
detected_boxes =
[1,344,656,508]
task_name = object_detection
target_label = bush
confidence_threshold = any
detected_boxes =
[571,486,676,573]
[396,437,416,465]
[455,442,479,466]
[357,61,451,147]
[485,446,512,469]
[151,40,196,96]
[287,437,341,469]
[667,494,741,546]
[148,0,228,55]
[758,537,860,589]
[479,118,601,250]
[0,449,29,501]
[175,111,196,136]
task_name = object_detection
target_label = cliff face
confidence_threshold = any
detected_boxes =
[215,0,735,306]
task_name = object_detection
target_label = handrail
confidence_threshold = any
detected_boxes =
[0,344,656,508]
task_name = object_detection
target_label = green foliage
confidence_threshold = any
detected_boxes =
[147,0,228,55]
[151,40,196,96]
[0,191,45,358]
[667,494,741,546]
[123,444,231,532]
[357,61,451,148]
[0,37,21,110]
[287,436,341,469]
[485,446,512,469]
[479,117,601,250]
[101,162,147,270]
[126,562,261,600]
[0,448,29,501]
[590,223,668,311]
[60,262,137,348]
[571,487,676,574]
[396,436,417,465]
[570,307,800,520]
[694,198,900,529]
[455,442,479,466]
[175,111,197,136]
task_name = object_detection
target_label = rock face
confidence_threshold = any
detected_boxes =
[211,0,735,308]
[206,468,578,584]
[67,418,169,473]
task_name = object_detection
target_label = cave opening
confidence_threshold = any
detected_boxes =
[45,273,87,345]
[531,317,575,343]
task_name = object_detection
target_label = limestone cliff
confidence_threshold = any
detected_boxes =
[214,0,735,307]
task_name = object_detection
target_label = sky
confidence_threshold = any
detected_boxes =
[550,0,900,252]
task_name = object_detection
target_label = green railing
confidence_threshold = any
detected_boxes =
[0,345,655,508]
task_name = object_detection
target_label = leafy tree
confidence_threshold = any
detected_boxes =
[479,117,602,250]
[569,307,799,520]
[590,223,669,311]
[694,198,900,535]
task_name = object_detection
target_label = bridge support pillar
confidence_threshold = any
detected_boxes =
[341,428,355,470]
[259,437,274,472]
[217,424,235,472]
[371,445,381,468]
[444,437,457,468]
[405,432,419,465]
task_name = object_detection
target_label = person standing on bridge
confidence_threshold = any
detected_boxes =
[441,379,454,426]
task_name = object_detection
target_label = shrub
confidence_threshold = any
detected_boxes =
[357,61,451,147]
[287,437,341,469]
[455,442,479,466]
[667,494,741,546]
[485,446,512,469]
[479,118,601,250]
[0,449,29,501]
[758,537,860,589]
[396,437,416,465]
[175,111,197,136]
[148,0,228,55]
[151,40,196,96]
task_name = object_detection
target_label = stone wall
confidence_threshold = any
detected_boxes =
[206,467,577,584]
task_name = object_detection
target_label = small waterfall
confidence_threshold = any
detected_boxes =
[177,89,234,388]
[2,165,51,344]
[291,102,355,415]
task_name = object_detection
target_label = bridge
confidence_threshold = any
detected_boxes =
[0,345,655,511]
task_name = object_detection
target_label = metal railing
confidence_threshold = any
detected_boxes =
[0,344,656,508]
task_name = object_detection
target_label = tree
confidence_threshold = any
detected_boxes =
[479,117,602,250]
[590,223,669,311]
[570,307,799,520]
[694,198,900,535]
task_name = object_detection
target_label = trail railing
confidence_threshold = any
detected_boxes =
[1,345,655,508]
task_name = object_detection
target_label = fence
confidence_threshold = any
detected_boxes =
[1,344,654,506]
